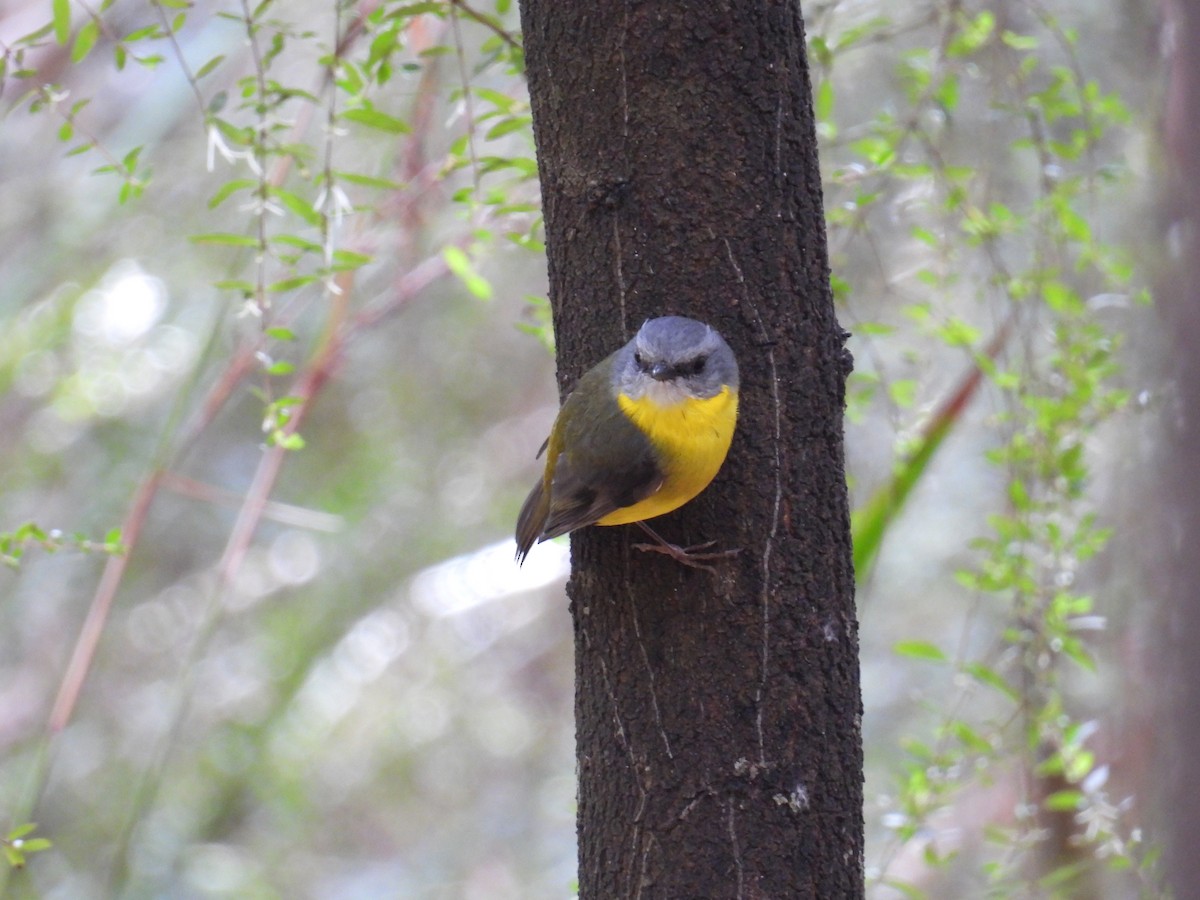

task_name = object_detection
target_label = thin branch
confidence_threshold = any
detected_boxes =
[47,473,163,733]
[150,0,209,117]
[160,472,345,531]
[448,0,522,51]
[448,0,483,217]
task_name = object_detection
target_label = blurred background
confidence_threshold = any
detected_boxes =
[0,0,1179,897]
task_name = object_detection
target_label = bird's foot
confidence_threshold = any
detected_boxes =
[632,522,741,574]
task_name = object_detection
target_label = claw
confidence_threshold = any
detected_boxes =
[631,522,741,573]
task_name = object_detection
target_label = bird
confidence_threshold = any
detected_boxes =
[515,315,740,571]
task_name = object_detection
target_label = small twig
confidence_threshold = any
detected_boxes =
[448,0,522,52]
[352,245,458,331]
[47,473,163,733]
[238,0,273,335]
[160,472,345,531]
[448,0,483,217]
[150,0,208,116]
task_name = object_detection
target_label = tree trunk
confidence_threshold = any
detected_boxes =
[517,1,862,896]
[1160,1,1200,894]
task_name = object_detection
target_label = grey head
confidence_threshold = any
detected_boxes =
[613,316,739,404]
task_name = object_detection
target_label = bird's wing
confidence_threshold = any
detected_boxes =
[540,459,662,540]
[539,393,663,540]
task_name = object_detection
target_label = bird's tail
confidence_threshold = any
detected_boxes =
[514,479,549,565]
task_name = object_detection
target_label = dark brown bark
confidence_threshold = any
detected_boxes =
[517,1,862,896]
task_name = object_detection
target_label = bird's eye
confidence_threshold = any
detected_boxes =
[634,352,649,372]
[685,356,707,376]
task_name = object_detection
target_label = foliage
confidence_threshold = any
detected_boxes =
[0,523,124,568]
[817,2,1166,896]
[1,0,558,896]
[2,824,51,871]
[0,0,1167,896]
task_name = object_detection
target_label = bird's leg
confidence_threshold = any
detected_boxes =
[631,521,741,573]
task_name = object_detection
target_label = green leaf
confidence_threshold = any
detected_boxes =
[6,824,38,841]
[104,527,123,546]
[268,275,319,293]
[190,232,260,247]
[815,79,834,121]
[121,23,161,42]
[271,187,322,226]
[271,234,322,253]
[341,107,410,134]
[1002,30,1038,50]
[1057,204,1091,242]
[809,36,831,69]
[894,641,947,663]
[964,663,1018,701]
[3,822,51,869]
[485,116,531,140]
[388,1,445,18]
[443,246,492,300]
[1061,636,1097,672]
[477,155,538,177]
[938,317,981,347]
[335,171,405,191]
[195,54,225,79]
[207,178,257,209]
[851,136,896,169]
[851,320,1006,578]
[934,73,959,112]
[949,721,993,754]
[212,280,255,293]
[16,523,47,542]
[888,379,917,408]
[1008,478,1030,511]
[833,16,891,53]
[71,20,99,62]
[1044,789,1083,811]
[859,324,897,338]
[473,86,515,111]
[947,11,995,57]
[331,249,372,269]
[53,0,71,44]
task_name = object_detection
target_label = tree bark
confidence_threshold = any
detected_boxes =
[1159,1,1200,895]
[517,1,862,896]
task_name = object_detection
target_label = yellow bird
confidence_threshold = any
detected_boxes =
[515,316,739,570]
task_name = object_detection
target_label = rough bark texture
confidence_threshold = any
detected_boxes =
[517,1,862,896]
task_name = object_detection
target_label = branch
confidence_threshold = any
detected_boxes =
[448,0,522,51]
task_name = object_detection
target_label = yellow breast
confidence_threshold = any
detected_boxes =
[598,385,738,526]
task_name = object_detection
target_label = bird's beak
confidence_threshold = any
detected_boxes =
[649,362,673,381]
